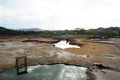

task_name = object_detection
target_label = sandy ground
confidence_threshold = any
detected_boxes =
[0,36,120,80]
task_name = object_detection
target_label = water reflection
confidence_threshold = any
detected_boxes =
[0,64,87,80]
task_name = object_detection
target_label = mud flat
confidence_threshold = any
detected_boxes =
[0,36,120,80]
[93,69,120,80]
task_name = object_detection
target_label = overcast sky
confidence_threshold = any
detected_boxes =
[0,0,120,30]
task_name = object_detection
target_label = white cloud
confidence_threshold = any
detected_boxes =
[0,0,120,30]
[0,5,16,18]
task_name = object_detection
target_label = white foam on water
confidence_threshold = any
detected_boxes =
[54,40,80,49]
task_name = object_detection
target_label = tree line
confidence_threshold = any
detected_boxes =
[0,26,120,37]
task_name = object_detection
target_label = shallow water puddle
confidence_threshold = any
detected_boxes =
[98,41,114,44]
[54,40,80,49]
[0,64,87,80]
[103,54,120,59]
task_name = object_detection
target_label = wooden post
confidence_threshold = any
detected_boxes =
[16,56,27,75]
